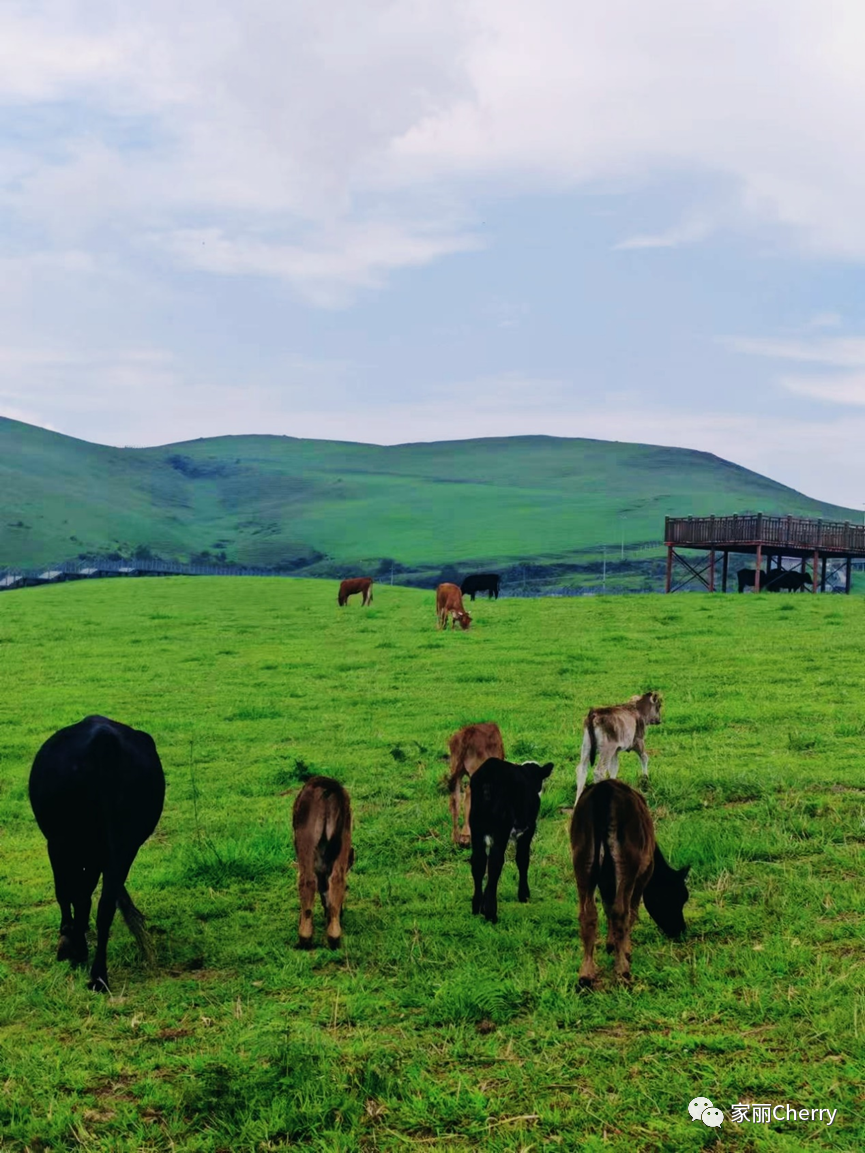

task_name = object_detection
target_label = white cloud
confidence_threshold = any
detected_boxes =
[614,214,714,251]
[7,1,865,301]
[724,335,865,368]
[158,221,483,306]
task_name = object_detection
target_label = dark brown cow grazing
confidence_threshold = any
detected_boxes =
[292,776,354,949]
[446,722,505,846]
[574,691,662,805]
[436,582,471,630]
[571,779,689,987]
[338,577,374,606]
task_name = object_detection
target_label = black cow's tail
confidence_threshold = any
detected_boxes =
[118,887,156,965]
[587,711,598,767]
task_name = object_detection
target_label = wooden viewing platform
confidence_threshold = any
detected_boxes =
[664,514,865,593]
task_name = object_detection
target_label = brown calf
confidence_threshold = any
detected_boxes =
[436,582,471,630]
[446,722,505,846]
[338,577,374,607]
[574,691,662,805]
[570,779,689,987]
[292,776,354,949]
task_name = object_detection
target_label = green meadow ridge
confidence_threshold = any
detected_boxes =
[1,415,858,584]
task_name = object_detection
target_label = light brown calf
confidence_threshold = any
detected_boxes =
[292,776,354,949]
[338,577,374,606]
[436,582,471,630]
[446,722,505,846]
[574,691,662,806]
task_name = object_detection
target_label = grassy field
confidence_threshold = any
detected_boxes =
[2,416,859,579]
[0,577,863,1151]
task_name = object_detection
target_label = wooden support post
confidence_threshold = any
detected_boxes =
[665,545,673,593]
[722,550,729,593]
[800,556,806,573]
[845,555,852,594]
[820,556,827,593]
[812,551,819,594]
[755,544,762,592]
[708,550,715,593]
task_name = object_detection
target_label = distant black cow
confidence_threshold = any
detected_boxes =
[29,716,165,992]
[460,573,500,601]
[764,569,811,592]
[739,567,811,592]
[469,757,553,923]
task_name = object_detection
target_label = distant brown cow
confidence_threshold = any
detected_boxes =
[446,722,505,845]
[436,583,471,630]
[292,776,354,949]
[338,577,373,607]
[571,779,689,986]
[574,691,662,806]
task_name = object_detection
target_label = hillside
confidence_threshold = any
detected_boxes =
[0,416,858,581]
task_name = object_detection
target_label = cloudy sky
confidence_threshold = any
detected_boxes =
[4,1,865,506]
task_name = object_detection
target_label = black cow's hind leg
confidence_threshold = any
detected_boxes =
[470,839,487,915]
[482,842,506,923]
[47,840,89,965]
[515,833,533,903]
[88,858,133,992]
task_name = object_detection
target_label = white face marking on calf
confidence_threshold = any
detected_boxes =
[484,834,492,849]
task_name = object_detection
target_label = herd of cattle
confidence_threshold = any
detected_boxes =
[338,572,500,631]
[28,684,685,993]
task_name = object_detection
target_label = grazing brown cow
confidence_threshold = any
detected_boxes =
[436,582,471,630]
[570,779,689,987]
[292,776,354,949]
[446,722,505,846]
[338,577,374,607]
[574,691,662,806]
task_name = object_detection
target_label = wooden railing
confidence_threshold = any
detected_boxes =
[665,514,865,553]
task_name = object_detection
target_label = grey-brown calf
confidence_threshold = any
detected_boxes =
[574,691,662,805]
[292,776,354,949]
[446,722,505,846]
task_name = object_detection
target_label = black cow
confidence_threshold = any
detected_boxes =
[29,716,165,992]
[764,569,811,592]
[469,757,553,923]
[739,567,811,592]
[460,573,500,601]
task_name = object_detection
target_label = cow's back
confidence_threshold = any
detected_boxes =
[29,716,165,848]
[293,775,351,870]
[571,779,655,898]
[449,723,505,776]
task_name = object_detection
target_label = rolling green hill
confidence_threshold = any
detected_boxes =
[0,416,858,581]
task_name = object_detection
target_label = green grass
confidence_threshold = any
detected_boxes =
[1,577,864,1151]
[2,416,860,576]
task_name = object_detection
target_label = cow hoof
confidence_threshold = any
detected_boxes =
[88,975,110,994]
[326,935,342,950]
[605,942,615,954]
[458,836,471,848]
[57,935,88,965]
[518,889,530,903]
[639,778,649,791]
[296,937,314,951]
[578,976,595,991]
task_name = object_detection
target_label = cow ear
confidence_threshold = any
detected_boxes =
[541,762,554,779]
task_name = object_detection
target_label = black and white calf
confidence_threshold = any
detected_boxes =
[29,715,165,992]
[468,757,554,923]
